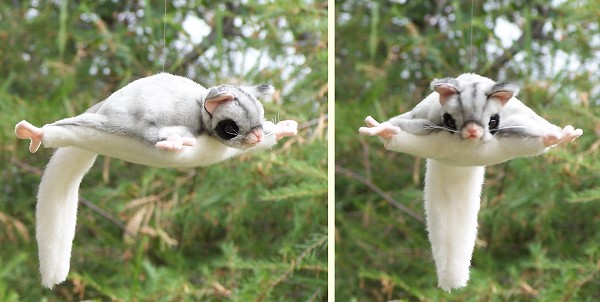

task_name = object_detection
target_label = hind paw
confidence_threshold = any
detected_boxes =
[15,120,44,153]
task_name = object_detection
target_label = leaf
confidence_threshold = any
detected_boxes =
[568,188,600,203]
[262,183,327,201]
[57,0,69,59]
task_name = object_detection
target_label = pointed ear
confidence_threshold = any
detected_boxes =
[245,84,274,100]
[431,78,460,104]
[487,82,519,106]
[205,86,235,115]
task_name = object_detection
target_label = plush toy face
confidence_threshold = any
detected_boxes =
[204,84,273,149]
[432,77,517,142]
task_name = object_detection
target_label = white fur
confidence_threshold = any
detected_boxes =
[41,121,277,168]
[36,147,97,288]
[424,160,484,291]
[361,73,582,292]
[18,74,297,288]
[35,122,279,288]
[380,112,552,291]
[382,130,550,166]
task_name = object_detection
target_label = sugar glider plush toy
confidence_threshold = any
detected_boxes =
[359,73,582,291]
[15,73,298,288]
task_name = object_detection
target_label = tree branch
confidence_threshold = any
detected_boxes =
[335,165,425,224]
[298,114,328,130]
[11,158,129,235]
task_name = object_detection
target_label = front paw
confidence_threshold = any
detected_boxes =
[358,116,401,140]
[275,120,298,140]
[155,135,196,151]
[543,125,583,147]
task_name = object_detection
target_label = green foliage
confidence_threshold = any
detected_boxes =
[336,0,600,301]
[1,0,326,301]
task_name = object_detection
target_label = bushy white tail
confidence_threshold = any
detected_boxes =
[424,159,485,292]
[36,147,97,288]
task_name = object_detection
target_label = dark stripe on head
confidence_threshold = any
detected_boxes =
[252,94,262,116]
[456,93,464,111]
[237,88,254,101]
[238,97,251,122]
[238,86,263,120]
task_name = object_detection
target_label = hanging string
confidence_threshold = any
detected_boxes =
[162,0,167,73]
[469,0,474,72]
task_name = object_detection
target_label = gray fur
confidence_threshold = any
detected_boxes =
[387,73,555,141]
[48,73,273,149]
[487,81,520,97]
[430,77,460,91]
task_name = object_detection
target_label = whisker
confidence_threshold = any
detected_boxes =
[225,129,250,141]
[226,129,267,141]
[226,129,239,136]
[497,125,527,130]
[423,124,461,134]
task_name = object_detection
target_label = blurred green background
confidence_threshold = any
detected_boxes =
[336,0,599,301]
[1,0,327,301]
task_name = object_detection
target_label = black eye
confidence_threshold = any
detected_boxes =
[443,113,457,131]
[488,114,500,134]
[215,119,239,140]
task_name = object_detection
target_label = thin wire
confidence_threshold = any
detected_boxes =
[469,0,474,72]
[162,0,167,73]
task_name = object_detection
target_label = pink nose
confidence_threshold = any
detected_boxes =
[463,124,482,140]
[249,128,264,144]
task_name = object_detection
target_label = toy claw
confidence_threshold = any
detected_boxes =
[275,120,298,140]
[543,125,583,147]
[155,134,197,151]
[358,116,401,139]
[15,120,44,153]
